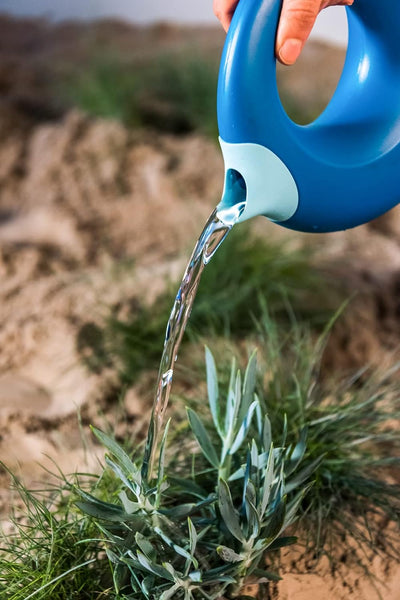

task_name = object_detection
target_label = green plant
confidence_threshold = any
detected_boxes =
[0,468,113,600]
[245,307,400,559]
[79,226,339,384]
[76,350,314,599]
[63,52,219,137]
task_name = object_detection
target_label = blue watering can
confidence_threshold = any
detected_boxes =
[217,0,400,232]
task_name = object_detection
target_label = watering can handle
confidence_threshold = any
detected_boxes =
[217,0,400,232]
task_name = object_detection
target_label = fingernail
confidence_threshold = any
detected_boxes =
[278,38,303,65]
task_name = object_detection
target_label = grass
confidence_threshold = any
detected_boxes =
[0,467,112,600]
[251,308,400,558]
[77,225,341,384]
[63,52,220,137]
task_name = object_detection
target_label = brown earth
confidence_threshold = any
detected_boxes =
[0,14,399,600]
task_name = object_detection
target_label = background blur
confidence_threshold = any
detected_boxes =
[0,0,348,44]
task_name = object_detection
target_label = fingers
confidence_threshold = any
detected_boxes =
[276,0,322,65]
[213,0,240,32]
[214,0,355,65]
[276,0,354,65]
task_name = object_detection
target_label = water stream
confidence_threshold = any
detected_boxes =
[141,196,246,481]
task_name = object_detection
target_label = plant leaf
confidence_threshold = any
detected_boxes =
[285,457,322,494]
[187,408,219,468]
[230,399,259,454]
[260,445,275,518]
[156,418,171,505]
[91,426,139,479]
[160,583,181,600]
[263,415,272,453]
[224,370,241,440]
[154,527,193,562]
[218,479,244,542]
[239,350,257,423]
[105,456,137,495]
[217,545,243,563]
[136,552,174,581]
[260,496,287,544]
[75,489,133,522]
[188,517,197,557]
[285,426,308,476]
[135,532,156,560]
[205,347,222,436]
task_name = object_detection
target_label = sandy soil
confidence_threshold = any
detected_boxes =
[0,15,399,600]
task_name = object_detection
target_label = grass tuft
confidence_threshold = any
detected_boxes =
[77,226,340,384]
[63,52,219,137]
[0,467,115,600]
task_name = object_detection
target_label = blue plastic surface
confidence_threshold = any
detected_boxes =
[217,0,400,232]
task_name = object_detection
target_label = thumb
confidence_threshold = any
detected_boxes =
[276,0,321,65]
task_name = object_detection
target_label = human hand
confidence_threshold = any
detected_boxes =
[213,0,354,65]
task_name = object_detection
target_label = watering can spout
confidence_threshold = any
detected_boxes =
[217,138,298,224]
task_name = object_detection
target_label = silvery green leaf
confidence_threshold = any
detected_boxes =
[136,552,174,581]
[260,496,286,544]
[267,536,297,550]
[202,564,237,583]
[260,445,275,518]
[217,545,243,563]
[228,357,237,398]
[245,480,257,511]
[239,350,258,423]
[284,482,314,528]
[285,426,308,476]
[263,415,272,452]
[162,503,197,518]
[141,576,155,597]
[159,583,181,600]
[250,440,259,472]
[242,450,251,512]
[106,548,120,564]
[252,568,282,582]
[75,490,132,522]
[91,426,139,479]
[163,562,178,577]
[224,370,241,437]
[229,465,246,481]
[156,418,171,504]
[105,456,137,496]
[281,414,288,448]
[255,399,263,437]
[112,562,126,593]
[187,408,219,468]
[189,571,202,582]
[230,399,259,454]
[205,347,222,436]
[285,457,322,494]
[129,570,142,594]
[154,527,193,562]
[119,490,139,514]
[188,517,197,557]
[246,495,260,539]
[135,532,156,560]
[218,478,244,542]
